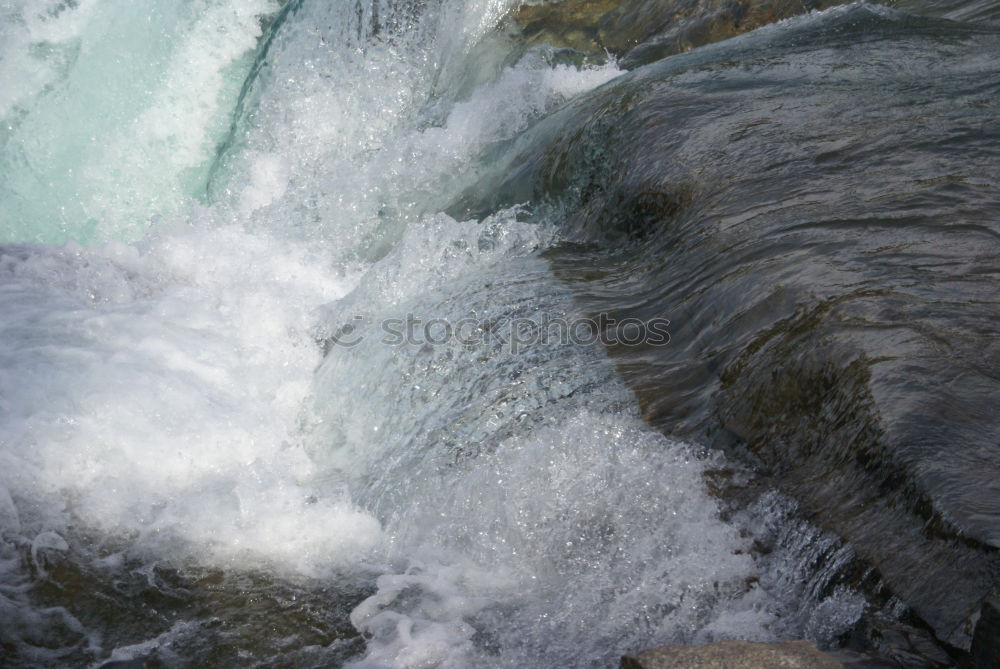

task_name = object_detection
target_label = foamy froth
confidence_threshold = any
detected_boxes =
[0,1,865,666]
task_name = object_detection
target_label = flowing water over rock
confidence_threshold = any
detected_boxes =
[0,0,998,667]
[460,0,1000,652]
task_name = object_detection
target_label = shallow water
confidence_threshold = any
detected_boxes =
[0,0,997,667]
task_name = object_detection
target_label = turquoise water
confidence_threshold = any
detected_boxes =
[0,0,274,243]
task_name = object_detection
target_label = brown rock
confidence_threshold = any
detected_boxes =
[512,0,843,63]
[621,639,844,669]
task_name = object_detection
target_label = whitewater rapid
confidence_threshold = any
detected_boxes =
[0,1,871,666]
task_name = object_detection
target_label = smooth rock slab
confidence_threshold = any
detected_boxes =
[621,640,844,669]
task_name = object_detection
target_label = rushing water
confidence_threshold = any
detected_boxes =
[461,0,1000,650]
[0,1,998,667]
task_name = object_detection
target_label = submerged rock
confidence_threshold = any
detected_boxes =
[512,0,842,65]
[621,639,844,668]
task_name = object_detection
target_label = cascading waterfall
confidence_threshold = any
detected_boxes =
[4,0,996,666]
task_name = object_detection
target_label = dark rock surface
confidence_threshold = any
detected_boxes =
[621,639,844,668]
[971,597,1000,669]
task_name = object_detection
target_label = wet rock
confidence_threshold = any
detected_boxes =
[824,647,907,668]
[621,639,844,668]
[888,0,1000,23]
[971,597,1000,669]
[17,555,369,669]
[458,2,1000,655]
[865,620,956,668]
[512,0,843,65]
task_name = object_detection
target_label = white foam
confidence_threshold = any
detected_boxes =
[0,226,382,576]
[219,4,623,254]
[0,0,627,590]
[345,414,774,669]
[0,0,100,118]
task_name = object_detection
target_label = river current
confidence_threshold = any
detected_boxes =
[1,1,998,667]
